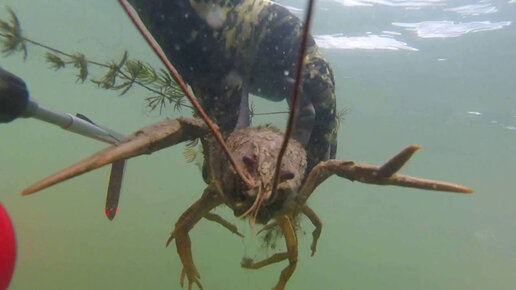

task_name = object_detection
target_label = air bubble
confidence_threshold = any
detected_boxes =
[206,7,225,29]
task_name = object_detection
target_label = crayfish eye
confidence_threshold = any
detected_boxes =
[243,156,251,165]
[279,170,295,182]
[243,155,255,166]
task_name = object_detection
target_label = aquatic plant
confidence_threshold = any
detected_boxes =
[0,8,187,114]
[0,8,27,60]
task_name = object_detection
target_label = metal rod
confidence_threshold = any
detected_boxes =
[22,100,123,144]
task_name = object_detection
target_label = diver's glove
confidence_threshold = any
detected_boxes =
[0,67,29,123]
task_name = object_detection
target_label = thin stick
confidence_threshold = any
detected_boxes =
[118,0,255,188]
[271,0,316,196]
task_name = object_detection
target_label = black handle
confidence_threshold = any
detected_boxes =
[0,67,29,123]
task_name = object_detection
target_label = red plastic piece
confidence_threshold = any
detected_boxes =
[0,203,16,290]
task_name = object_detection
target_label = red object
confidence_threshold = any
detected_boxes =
[0,203,16,290]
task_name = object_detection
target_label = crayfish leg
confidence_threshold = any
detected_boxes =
[301,205,322,257]
[166,186,221,290]
[272,214,299,290]
[203,212,244,238]
[241,214,299,290]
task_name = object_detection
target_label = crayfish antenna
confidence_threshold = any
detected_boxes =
[238,185,268,229]
[271,0,316,197]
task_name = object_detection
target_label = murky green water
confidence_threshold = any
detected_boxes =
[1,0,515,289]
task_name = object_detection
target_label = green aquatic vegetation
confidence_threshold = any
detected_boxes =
[183,147,197,163]
[145,67,186,113]
[336,107,348,130]
[45,52,93,83]
[258,216,305,251]
[0,8,188,113]
[183,138,204,171]
[45,52,66,70]
[90,51,128,88]
[0,7,27,60]
[70,53,89,83]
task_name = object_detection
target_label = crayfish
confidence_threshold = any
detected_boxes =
[21,0,472,289]
[21,117,472,289]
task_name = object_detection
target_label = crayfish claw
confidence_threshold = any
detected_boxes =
[22,118,207,196]
[165,231,176,247]
[179,265,202,290]
[377,144,420,177]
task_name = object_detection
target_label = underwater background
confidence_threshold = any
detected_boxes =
[1,0,515,289]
